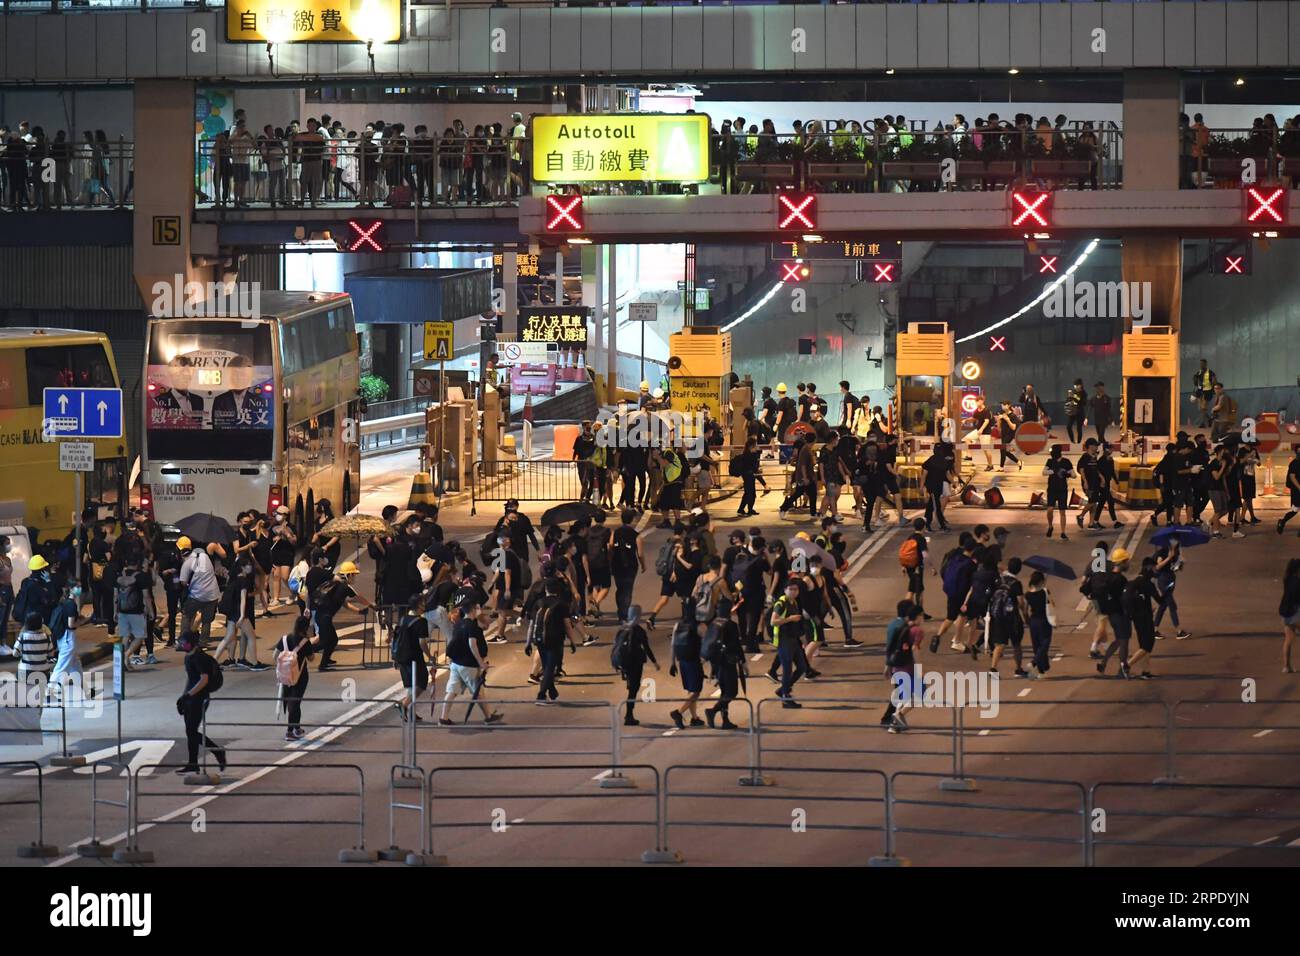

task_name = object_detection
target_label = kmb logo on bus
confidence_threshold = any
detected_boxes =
[160,484,196,496]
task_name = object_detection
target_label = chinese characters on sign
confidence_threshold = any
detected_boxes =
[493,253,540,278]
[770,239,903,262]
[531,115,711,184]
[520,308,590,349]
[226,0,402,44]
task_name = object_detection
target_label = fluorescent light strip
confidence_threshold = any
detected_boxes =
[722,281,784,333]
[955,238,1100,344]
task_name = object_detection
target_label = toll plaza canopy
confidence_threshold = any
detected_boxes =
[342,268,492,325]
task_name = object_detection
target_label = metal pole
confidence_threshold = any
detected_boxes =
[640,319,645,385]
[607,243,618,399]
[74,469,83,592]
[438,358,446,496]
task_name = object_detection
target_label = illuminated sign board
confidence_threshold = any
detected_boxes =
[531,114,711,184]
[520,307,590,349]
[227,0,402,43]
[544,194,584,233]
[776,193,817,230]
[1244,186,1286,225]
[1011,189,1053,229]
[771,240,902,261]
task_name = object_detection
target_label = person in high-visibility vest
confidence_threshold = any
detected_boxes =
[1192,359,1217,428]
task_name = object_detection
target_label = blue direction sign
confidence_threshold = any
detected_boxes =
[42,387,124,439]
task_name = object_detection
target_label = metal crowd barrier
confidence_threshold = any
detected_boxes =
[197,693,411,765]
[470,459,583,514]
[77,759,146,862]
[0,761,59,859]
[0,691,83,769]
[1088,780,1300,867]
[617,696,760,785]
[128,762,377,864]
[412,698,619,766]
[661,764,889,866]
[888,770,1090,867]
[422,763,666,866]
[1166,698,1300,783]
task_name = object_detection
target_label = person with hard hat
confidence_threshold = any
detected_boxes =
[638,380,652,410]
[312,559,373,672]
[13,553,57,632]
[774,383,798,444]
[177,536,221,651]
[1092,547,1133,677]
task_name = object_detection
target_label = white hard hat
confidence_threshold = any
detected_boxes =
[652,388,665,399]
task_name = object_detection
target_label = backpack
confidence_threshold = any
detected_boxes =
[941,554,969,597]
[611,530,637,574]
[654,539,675,578]
[480,531,500,565]
[728,552,755,588]
[275,636,301,687]
[699,622,722,666]
[898,538,921,570]
[116,573,144,615]
[692,578,716,622]
[288,562,307,596]
[990,580,1018,625]
[610,625,636,672]
[588,528,610,565]
[204,653,224,693]
[390,616,420,668]
[671,620,694,653]
[728,454,743,477]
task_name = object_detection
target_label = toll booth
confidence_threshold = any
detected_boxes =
[425,391,476,491]
[667,326,733,437]
[895,322,955,439]
[1122,325,1179,441]
[729,375,755,447]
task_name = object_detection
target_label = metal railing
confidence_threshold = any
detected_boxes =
[0,761,58,859]
[359,411,426,457]
[1188,126,1300,189]
[0,137,131,211]
[470,459,582,514]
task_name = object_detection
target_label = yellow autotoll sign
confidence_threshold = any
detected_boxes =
[531,114,711,184]
[424,321,454,361]
[226,0,402,44]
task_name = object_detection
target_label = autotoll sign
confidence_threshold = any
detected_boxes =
[531,114,711,184]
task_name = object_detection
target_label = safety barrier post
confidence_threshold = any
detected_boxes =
[393,661,423,790]
[49,698,86,767]
[77,760,123,859]
[381,764,433,862]
[1153,700,1180,784]
[113,767,153,864]
[939,707,977,792]
[602,703,636,789]
[2,762,59,858]
[868,774,909,867]
[740,700,771,787]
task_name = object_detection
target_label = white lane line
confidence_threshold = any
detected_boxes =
[46,682,405,867]
[635,511,653,533]
[844,515,920,584]
[749,653,763,662]
[591,769,612,781]
[1287,837,1300,848]
[1253,729,1274,738]
[1017,688,1032,697]
[977,729,990,737]
[662,729,678,737]
[709,688,722,698]
[1256,836,1279,846]
[1052,653,1065,661]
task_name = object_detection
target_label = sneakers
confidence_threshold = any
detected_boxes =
[1154,631,1166,641]
[950,640,965,652]
[486,635,508,645]
[130,656,144,667]
[526,674,540,685]
[484,712,504,724]
[235,659,252,670]
[929,635,941,654]
[782,698,802,709]
[437,717,454,726]
[1231,531,1245,539]
[844,638,864,648]
[1175,630,1191,640]
[247,660,270,672]
[145,654,158,665]
[220,658,239,670]
[581,636,598,647]
[670,710,685,730]
[1013,668,1029,678]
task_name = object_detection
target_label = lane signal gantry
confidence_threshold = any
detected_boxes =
[777,192,817,230]
[1011,189,1053,229]
[545,194,585,232]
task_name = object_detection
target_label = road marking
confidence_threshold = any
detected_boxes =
[591,769,612,781]
[1287,837,1300,848]
[709,688,722,698]
[1052,653,1065,661]
[635,511,653,533]
[977,729,990,736]
[662,729,678,737]
[750,653,763,662]
[46,682,405,867]
[1017,688,1032,697]
[844,513,921,584]
[1256,836,1279,846]
[1253,729,1274,738]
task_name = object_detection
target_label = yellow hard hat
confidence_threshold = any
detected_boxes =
[640,381,650,391]
[337,560,360,576]
[176,536,192,551]
[28,555,48,572]
[1110,547,1131,564]
[776,383,788,393]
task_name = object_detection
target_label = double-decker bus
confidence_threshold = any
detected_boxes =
[140,292,362,535]
[0,328,128,542]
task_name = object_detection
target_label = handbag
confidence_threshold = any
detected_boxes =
[1045,591,1058,627]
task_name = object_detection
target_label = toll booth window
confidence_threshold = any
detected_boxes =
[899,376,944,437]
[0,350,23,410]
[25,344,114,405]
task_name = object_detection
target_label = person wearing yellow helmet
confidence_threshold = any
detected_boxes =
[313,559,372,671]
[177,536,221,650]
[13,552,57,631]
[1090,546,1132,676]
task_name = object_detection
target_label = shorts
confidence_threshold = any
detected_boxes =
[233,164,250,183]
[1284,608,1300,628]
[906,567,924,594]
[1169,486,1189,508]
[1291,489,1300,509]
[445,662,481,696]
[966,601,988,622]
[945,593,965,622]
[398,659,429,690]
[495,589,518,612]
[1209,490,1226,513]
[881,477,900,496]
[677,659,704,694]
[660,574,676,597]
[589,565,611,590]
[1047,488,1067,509]
[823,482,842,500]
[988,622,1022,647]
[117,613,149,640]
[1134,620,1156,653]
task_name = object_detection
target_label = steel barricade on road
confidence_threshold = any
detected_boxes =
[755,696,961,788]
[1088,780,1300,866]
[129,762,377,864]
[616,696,760,785]
[1167,698,1300,783]
[77,759,147,862]
[955,698,1174,784]
[888,770,1090,867]
[424,763,666,866]
[470,459,582,514]
[661,764,890,866]
[0,760,58,859]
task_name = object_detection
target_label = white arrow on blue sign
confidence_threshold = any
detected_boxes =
[42,387,124,439]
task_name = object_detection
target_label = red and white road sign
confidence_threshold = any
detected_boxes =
[1255,418,1281,454]
[1014,420,1049,456]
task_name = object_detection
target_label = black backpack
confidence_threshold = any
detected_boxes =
[204,652,224,693]
[611,530,637,574]
[116,573,144,615]
[728,552,755,588]
[989,579,1018,625]
[610,626,636,672]
[391,616,419,667]
[699,622,722,666]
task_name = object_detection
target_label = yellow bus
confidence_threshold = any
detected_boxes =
[0,328,128,542]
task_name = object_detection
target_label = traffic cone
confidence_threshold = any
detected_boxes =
[1069,489,1084,507]
[1028,491,1045,509]
[984,486,1005,509]
[522,392,534,425]
[961,485,984,507]
[407,471,437,509]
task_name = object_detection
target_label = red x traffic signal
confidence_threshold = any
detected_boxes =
[871,262,895,283]
[781,262,811,283]
[347,219,385,252]
[1011,189,1053,229]
[1244,186,1285,225]
[776,192,817,230]
[545,194,585,232]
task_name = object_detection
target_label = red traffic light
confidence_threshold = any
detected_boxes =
[545,194,585,232]
[1244,186,1285,225]
[871,262,895,283]
[347,219,385,252]
[780,262,811,283]
[776,192,817,230]
[1038,255,1058,274]
[1011,189,1052,229]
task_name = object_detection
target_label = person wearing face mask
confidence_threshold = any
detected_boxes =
[269,506,298,606]
[48,582,91,700]
[14,555,58,629]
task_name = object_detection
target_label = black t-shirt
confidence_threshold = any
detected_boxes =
[305,566,332,608]
[315,579,355,617]
[1025,589,1048,620]
[573,435,596,462]
[184,650,220,698]
[117,569,154,610]
[447,618,488,667]
[494,551,522,592]
[611,526,639,574]
[539,596,572,652]
[971,407,992,431]
[968,567,998,609]
[1078,454,1101,491]
[820,445,843,483]
[1090,570,1127,615]
[429,578,457,610]
[922,454,950,492]
[1288,458,1300,495]
[1124,574,1157,622]
[1044,456,1073,494]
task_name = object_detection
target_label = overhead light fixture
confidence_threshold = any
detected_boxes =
[1235,77,1246,86]
[568,237,592,245]
[802,234,823,243]
[885,69,895,75]
[1008,68,1020,75]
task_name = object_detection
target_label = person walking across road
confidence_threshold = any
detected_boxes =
[612,605,658,726]
[177,536,221,649]
[276,614,319,740]
[176,638,226,775]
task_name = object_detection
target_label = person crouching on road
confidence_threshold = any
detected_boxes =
[312,561,373,672]
[439,595,502,726]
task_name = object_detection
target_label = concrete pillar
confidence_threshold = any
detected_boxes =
[1122,237,1183,331]
[607,244,618,397]
[1121,70,1182,191]
[132,79,216,308]
[503,248,518,336]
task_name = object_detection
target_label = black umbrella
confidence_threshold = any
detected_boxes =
[1023,555,1077,581]
[174,512,236,545]
[541,502,602,527]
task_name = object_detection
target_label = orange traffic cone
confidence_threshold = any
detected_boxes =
[1028,491,1045,509]
[984,487,1005,508]
[1069,489,1084,507]
[961,485,984,507]
[522,392,534,425]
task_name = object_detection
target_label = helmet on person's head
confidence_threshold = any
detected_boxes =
[337,561,360,577]
[1110,547,1131,565]
[652,388,664,400]
[640,381,650,391]
[776,383,788,394]
[176,536,192,552]
[28,555,48,572]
